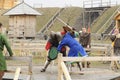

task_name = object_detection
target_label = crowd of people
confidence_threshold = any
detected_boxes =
[110,28,120,56]
[0,21,120,79]
[41,26,120,72]
[41,26,91,72]
[0,22,91,78]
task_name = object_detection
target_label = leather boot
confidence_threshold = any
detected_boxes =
[41,61,51,72]
[82,62,85,68]
[87,62,90,68]
[76,62,81,71]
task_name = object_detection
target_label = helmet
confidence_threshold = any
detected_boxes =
[50,31,56,39]
[56,32,63,41]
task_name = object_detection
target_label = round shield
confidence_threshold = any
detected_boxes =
[48,47,58,60]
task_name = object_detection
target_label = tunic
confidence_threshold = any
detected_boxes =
[110,34,120,56]
[79,32,91,48]
[0,33,13,71]
[57,32,88,57]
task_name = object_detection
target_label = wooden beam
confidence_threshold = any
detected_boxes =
[69,70,114,74]
[85,46,107,52]
[61,62,72,80]
[62,56,120,62]
[5,56,32,62]
[85,10,102,12]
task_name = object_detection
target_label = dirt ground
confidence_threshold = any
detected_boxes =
[3,62,120,80]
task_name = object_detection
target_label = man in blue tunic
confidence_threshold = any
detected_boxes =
[58,32,88,57]
[57,30,88,71]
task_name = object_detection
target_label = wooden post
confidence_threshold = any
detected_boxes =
[28,56,32,74]
[29,56,32,80]
[58,53,63,80]
[61,62,72,80]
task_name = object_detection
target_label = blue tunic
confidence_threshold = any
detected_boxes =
[57,32,88,57]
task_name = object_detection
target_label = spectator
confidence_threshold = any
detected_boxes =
[79,27,91,68]
[110,28,120,56]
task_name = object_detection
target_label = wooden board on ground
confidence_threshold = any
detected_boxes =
[3,73,30,80]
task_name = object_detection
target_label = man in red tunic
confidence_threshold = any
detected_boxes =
[41,31,66,72]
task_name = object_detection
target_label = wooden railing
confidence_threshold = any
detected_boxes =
[7,40,46,56]
[57,54,120,80]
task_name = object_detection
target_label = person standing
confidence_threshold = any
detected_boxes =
[57,31,88,71]
[110,28,120,56]
[0,22,13,79]
[79,27,91,68]
[58,31,88,57]
[41,31,66,72]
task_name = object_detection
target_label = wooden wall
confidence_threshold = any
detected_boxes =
[8,15,36,38]
[0,0,18,9]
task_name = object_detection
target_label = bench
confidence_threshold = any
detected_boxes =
[3,56,32,80]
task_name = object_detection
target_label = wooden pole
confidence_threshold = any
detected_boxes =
[58,53,63,80]
[28,56,32,80]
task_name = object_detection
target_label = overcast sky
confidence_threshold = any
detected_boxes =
[24,0,120,8]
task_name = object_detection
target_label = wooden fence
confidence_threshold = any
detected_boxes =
[5,40,46,57]
[57,54,120,80]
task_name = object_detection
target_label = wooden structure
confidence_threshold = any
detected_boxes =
[83,0,117,8]
[0,0,19,9]
[3,2,42,39]
[57,54,120,80]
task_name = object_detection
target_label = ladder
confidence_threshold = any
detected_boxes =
[37,8,65,35]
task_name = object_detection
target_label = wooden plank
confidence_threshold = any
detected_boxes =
[12,48,44,50]
[5,56,32,62]
[58,54,64,80]
[13,67,21,80]
[85,46,108,52]
[3,73,30,80]
[69,70,115,74]
[61,62,72,80]
[62,56,120,62]
[91,43,110,47]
